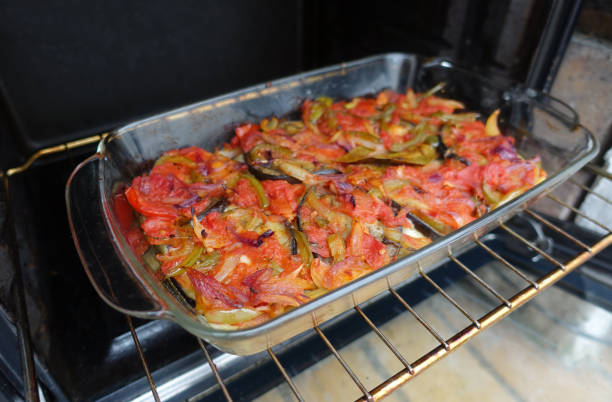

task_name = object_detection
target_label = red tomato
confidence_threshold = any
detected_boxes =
[177,146,213,163]
[242,268,308,307]
[262,180,305,219]
[415,97,455,115]
[337,190,399,226]
[299,206,332,258]
[151,161,194,184]
[160,256,185,275]
[141,216,176,239]
[235,123,262,152]
[442,163,483,194]
[125,185,178,219]
[113,191,136,230]
[346,222,389,269]
[380,131,395,150]
[188,270,250,309]
[323,256,372,289]
[484,160,536,194]
[231,178,260,208]
[145,173,194,203]
[336,111,368,132]
[304,144,346,160]
[113,190,150,255]
[349,99,378,117]
[198,212,233,250]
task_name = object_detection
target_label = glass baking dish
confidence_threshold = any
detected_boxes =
[66,53,598,355]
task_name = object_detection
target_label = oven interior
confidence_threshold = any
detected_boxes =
[1,1,611,401]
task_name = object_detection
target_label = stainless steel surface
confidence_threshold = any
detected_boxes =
[65,53,598,355]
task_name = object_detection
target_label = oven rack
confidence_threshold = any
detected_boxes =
[2,134,612,402]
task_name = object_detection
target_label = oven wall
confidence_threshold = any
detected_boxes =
[0,0,575,160]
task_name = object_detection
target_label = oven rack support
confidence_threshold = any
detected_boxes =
[2,137,611,402]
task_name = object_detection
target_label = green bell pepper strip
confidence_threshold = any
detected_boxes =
[337,146,374,163]
[183,245,203,268]
[142,247,161,271]
[291,229,313,267]
[197,251,220,268]
[154,154,197,168]
[240,173,270,208]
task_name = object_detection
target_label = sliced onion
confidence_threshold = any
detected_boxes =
[401,225,426,239]
[174,194,201,208]
[305,288,329,299]
[204,308,261,324]
[214,254,240,283]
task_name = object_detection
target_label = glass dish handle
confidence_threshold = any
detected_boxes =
[518,87,580,126]
[66,155,166,318]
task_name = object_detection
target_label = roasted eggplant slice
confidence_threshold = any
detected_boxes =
[436,133,470,165]
[405,211,448,237]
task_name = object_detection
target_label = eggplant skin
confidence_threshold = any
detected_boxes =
[295,187,312,231]
[405,211,443,238]
[196,197,228,220]
[244,152,302,184]
[313,168,343,176]
[436,134,470,165]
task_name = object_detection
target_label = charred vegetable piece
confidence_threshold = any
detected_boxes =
[436,134,470,165]
[244,143,300,182]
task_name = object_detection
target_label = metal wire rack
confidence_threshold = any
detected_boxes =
[2,135,612,402]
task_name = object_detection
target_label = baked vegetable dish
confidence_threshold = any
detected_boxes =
[118,85,546,329]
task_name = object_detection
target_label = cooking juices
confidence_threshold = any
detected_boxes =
[122,86,545,329]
